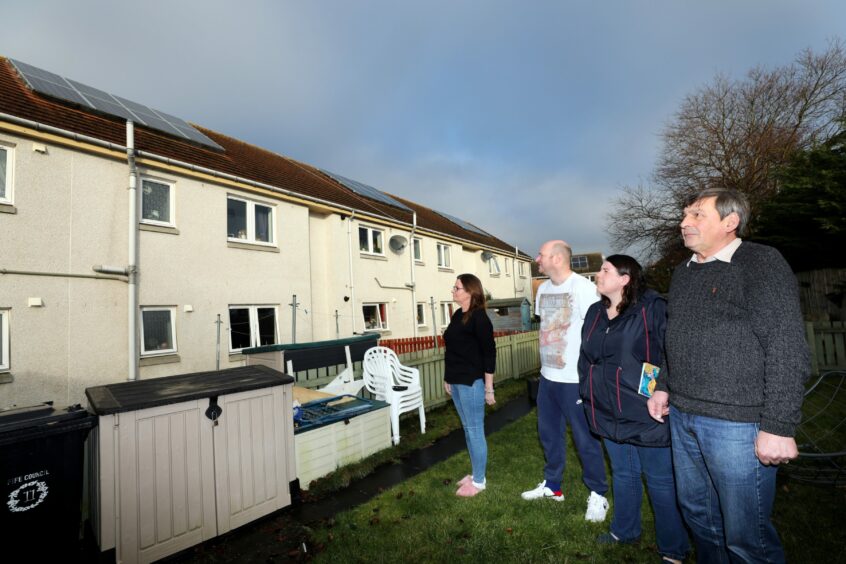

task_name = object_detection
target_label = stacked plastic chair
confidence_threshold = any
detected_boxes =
[363,346,426,445]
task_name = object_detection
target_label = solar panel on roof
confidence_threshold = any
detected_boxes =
[320,169,412,212]
[67,80,139,122]
[24,75,91,107]
[157,110,220,147]
[433,209,491,237]
[8,58,223,151]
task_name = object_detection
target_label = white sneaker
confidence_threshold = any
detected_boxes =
[585,491,609,522]
[521,480,564,501]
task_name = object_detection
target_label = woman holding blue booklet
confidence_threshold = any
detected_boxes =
[578,255,688,564]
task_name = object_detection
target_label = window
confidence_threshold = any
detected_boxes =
[227,196,275,245]
[0,310,8,371]
[229,305,278,352]
[440,302,455,326]
[437,243,451,268]
[416,303,426,326]
[571,255,589,270]
[0,145,13,205]
[363,303,388,330]
[504,259,510,276]
[518,261,526,277]
[413,238,423,262]
[358,226,384,255]
[489,256,501,275]
[141,178,174,226]
[140,307,177,356]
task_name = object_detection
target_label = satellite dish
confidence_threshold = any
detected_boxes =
[481,251,493,261]
[389,235,408,254]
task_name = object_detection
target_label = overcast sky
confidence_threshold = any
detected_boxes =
[3,1,844,257]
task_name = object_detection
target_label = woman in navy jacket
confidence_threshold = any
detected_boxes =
[578,255,688,564]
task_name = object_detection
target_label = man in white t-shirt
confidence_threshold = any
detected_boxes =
[522,240,609,522]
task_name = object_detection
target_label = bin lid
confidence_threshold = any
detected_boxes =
[0,403,94,435]
[85,364,294,415]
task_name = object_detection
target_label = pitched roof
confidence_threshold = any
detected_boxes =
[0,56,529,258]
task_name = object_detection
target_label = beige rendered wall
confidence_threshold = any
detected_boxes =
[0,133,129,407]
[135,164,314,380]
[0,128,532,408]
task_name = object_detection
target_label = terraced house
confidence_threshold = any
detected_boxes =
[0,57,533,408]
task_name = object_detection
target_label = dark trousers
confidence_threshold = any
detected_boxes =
[537,376,608,494]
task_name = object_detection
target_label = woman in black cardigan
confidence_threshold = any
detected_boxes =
[578,255,688,564]
[444,273,496,497]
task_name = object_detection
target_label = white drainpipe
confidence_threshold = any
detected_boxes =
[513,245,519,298]
[127,121,139,380]
[347,211,357,334]
[409,212,418,337]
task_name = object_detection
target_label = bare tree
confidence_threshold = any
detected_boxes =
[608,40,846,261]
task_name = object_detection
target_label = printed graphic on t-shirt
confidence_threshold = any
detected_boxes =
[539,292,572,369]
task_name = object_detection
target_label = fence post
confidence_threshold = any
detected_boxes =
[510,334,519,378]
[806,321,818,376]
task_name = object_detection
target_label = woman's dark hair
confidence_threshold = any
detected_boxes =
[457,273,487,324]
[600,254,645,314]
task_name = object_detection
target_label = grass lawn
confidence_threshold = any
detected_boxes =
[309,386,846,563]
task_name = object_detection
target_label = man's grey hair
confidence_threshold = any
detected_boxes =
[686,187,751,236]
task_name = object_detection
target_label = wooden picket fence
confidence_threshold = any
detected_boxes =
[285,331,541,409]
[806,321,846,374]
[397,330,541,409]
[379,330,524,356]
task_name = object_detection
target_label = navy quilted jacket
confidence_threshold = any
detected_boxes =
[578,289,669,447]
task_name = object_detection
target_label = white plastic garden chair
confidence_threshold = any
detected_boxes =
[363,346,426,445]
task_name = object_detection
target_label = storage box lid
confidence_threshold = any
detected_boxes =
[85,365,294,415]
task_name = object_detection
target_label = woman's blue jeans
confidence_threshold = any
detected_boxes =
[669,406,784,564]
[451,379,487,484]
[603,439,689,560]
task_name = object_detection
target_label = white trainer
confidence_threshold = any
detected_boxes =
[521,480,564,501]
[585,491,609,522]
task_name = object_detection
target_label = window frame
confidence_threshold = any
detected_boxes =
[416,302,427,327]
[571,255,589,270]
[437,243,452,268]
[140,306,177,357]
[227,195,276,246]
[362,302,389,331]
[440,302,455,326]
[228,305,279,353]
[0,143,14,205]
[518,261,526,277]
[488,256,501,276]
[140,177,176,228]
[0,310,9,371]
[412,237,423,262]
[504,259,510,276]
[358,225,385,256]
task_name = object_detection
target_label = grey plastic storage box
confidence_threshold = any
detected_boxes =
[86,365,295,564]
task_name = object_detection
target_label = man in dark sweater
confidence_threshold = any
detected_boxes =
[647,188,809,563]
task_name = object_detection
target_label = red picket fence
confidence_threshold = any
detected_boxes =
[380,330,524,355]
